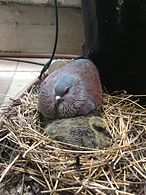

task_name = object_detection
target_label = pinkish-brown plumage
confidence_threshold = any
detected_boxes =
[38,59,102,119]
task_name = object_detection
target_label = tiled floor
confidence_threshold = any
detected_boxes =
[0,58,48,110]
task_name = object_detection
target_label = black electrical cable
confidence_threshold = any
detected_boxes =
[0,57,44,66]
[38,0,59,80]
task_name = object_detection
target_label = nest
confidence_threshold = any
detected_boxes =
[0,85,146,195]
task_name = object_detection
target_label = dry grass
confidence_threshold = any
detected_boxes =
[0,86,146,194]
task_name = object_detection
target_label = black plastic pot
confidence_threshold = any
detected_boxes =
[82,0,146,94]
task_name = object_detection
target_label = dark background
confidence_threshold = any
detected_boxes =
[82,0,146,95]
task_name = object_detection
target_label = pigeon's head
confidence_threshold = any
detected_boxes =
[54,73,85,117]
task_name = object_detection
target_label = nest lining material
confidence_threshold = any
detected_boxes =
[0,86,146,195]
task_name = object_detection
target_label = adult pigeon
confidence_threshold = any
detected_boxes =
[38,59,102,119]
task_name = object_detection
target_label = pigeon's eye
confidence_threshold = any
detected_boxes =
[63,87,70,95]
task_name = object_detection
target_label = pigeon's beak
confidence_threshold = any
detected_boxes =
[55,95,62,104]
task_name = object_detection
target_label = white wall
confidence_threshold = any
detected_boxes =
[0,1,83,54]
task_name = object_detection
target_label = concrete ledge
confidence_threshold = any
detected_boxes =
[0,0,81,7]
[0,2,83,54]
